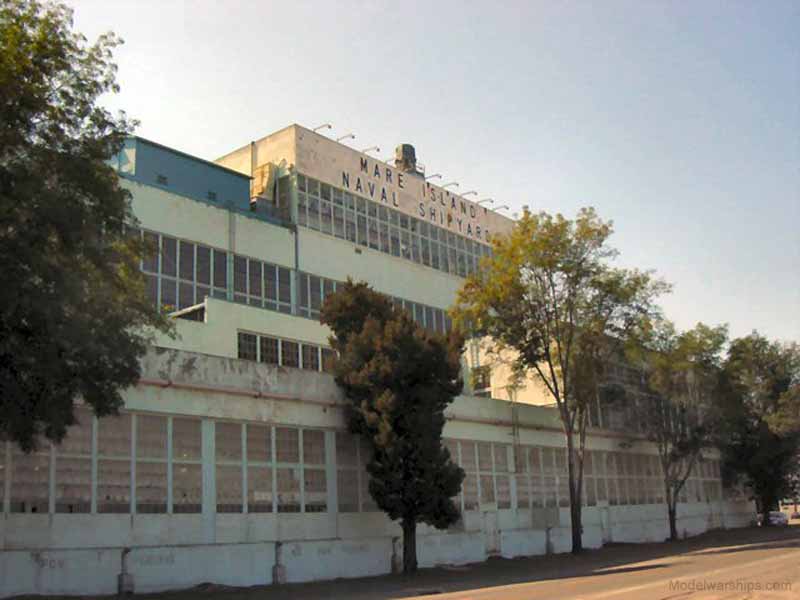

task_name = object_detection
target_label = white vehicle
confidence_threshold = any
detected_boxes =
[757,511,789,527]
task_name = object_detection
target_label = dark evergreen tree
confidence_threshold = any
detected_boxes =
[321,280,465,573]
[0,0,171,451]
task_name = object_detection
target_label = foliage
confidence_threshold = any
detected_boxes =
[626,319,728,540]
[321,280,465,573]
[718,332,800,515]
[0,0,171,451]
[452,207,667,553]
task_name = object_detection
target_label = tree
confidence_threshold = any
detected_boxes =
[321,280,465,573]
[452,207,667,553]
[625,320,727,540]
[0,0,171,451]
[718,333,800,519]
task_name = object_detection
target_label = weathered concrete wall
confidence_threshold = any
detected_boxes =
[0,348,755,598]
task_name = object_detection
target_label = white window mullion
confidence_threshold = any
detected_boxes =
[242,424,248,514]
[167,417,174,513]
[131,415,137,514]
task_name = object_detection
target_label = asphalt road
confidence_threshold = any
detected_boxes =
[56,524,800,600]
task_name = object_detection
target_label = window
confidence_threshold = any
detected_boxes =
[336,433,359,512]
[10,444,50,514]
[136,414,167,513]
[238,332,257,361]
[55,407,93,514]
[302,344,319,371]
[216,422,243,513]
[97,413,132,513]
[260,336,279,365]
[281,341,299,368]
[303,430,326,512]
[275,427,300,512]
[172,418,202,513]
[247,424,273,512]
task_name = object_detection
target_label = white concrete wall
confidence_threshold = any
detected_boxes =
[0,348,756,598]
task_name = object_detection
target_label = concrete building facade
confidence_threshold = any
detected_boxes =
[0,126,753,597]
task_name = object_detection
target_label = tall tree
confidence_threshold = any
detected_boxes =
[321,280,465,573]
[0,0,171,451]
[718,333,800,518]
[625,320,727,540]
[452,207,667,553]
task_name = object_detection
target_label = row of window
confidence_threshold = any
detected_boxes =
[296,174,492,278]
[135,229,292,314]
[1,412,723,516]
[237,332,335,373]
[133,229,453,335]
[443,440,724,511]
[297,271,452,334]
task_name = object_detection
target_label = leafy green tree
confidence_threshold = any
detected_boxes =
[0,0,171,451]
[625,320,727,540]
[718,333,800,519]
[453,207,667,553]
[321,280,465,573]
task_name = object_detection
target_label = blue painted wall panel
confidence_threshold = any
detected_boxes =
[119,137,251,210]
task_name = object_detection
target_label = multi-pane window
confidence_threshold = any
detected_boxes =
[237,331,330,373]
[335,433,381,514]
[10,441,50,513]
[134,230,291,314]
[389,296,450,335]
[297,272,339,320]
[336,434,360,513]
[97,413,132,513]
[459,441,479,511]
[247,424,273,512]
[136,414,167,513]
[55,407,93,513]
[296,174,492,278]
[447,440,512,511]
[135,230,228,311]
[172,418,202,513]
[216,422,243,513]
[302,430,327,512]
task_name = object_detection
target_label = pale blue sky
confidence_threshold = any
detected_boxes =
[69,0,799,342]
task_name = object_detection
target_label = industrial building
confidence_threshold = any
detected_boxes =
[0,125,753,597]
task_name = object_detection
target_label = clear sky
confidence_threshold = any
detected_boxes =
[68,0,799,343]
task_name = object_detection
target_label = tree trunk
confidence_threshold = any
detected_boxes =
[667,500,678,541]
[402,519,418,573]
[566,434,583,554]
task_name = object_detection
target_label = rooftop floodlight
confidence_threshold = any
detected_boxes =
[462,190,478,197]
[361,146,380,154]
[336,133,355,142]
[442,182,459,189]
[425,173,442,181]
[495,204,510,211]
[312,123,332,133]
[477,198,494,205]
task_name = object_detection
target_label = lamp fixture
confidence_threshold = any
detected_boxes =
[312,123,332,133]
[336,133,355,142]
[442,182,459,189]
[361,146,380,154]
[477,198,494,205]
[425,173,442,181]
